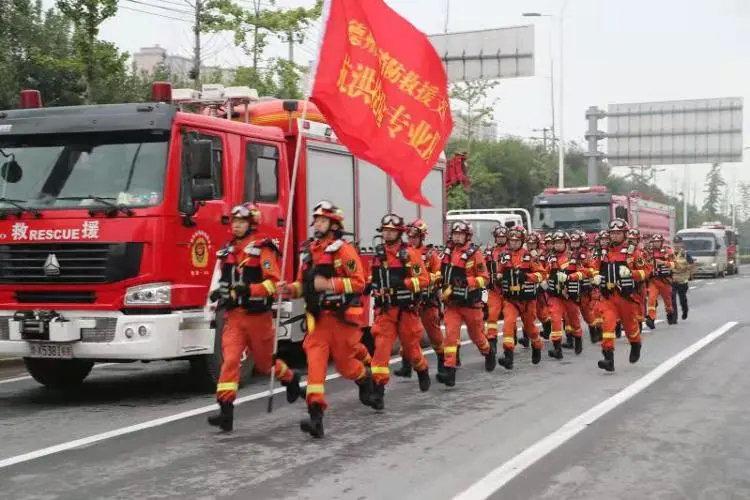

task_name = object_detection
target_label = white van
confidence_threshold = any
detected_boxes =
[446,208,531,248]
[676,228,728,278]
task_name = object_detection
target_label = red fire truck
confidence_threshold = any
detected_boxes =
[0,83,446,389]
[701,222,740,274]
[532,186,675,239]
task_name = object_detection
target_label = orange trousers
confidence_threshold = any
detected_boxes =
[503,300,542,350]
[444,305,489,368]
[647,279,673,319]
[486,289,504,340]
[579,293,598,326]
[633,288,646,322]
[372,307,427,385]
[420,305,444,354]
[303,313,368,410]
[536,293,550,323]
[548,296,582,341]
[216,309,293,403]
[599,293,641,351]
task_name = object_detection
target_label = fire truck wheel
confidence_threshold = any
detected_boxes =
[189,307,254,393]
[23,358,94,389]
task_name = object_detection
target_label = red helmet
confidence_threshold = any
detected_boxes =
[379,213,406,232]
[508,225,527,241]
[492,225,508,238]
[596,229,610,243]
[450,220,473,238]
[627,228,641,240]
[231,202,261,225]
[570,231,586,243]
[551,230,569,242]
[608,218,630,232]
[543,232,553,243]
[406,218,428,238]
[651,233,665,243]
[312,200,344,226]
[526,232,541,245]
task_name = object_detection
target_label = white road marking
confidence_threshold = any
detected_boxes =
[689,286,697,290]
[0,339,480,470]
[453,320,738,500]
[706,282,715,286]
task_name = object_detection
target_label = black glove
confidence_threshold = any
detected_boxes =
[232,284,248,297]
[210,282,230,302]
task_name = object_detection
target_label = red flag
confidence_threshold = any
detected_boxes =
[310,0,453,206]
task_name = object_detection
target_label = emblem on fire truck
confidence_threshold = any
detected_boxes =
[190,231,211,268]
[43,253,61,276]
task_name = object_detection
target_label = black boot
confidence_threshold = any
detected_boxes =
[615,322,623,338]
[541,320,552,340]
[207,402,234,432]
[639,322,643,334]
[531,345,542,365]
[574,335,583,355]
[498,349,514,370]
[667,312,677,325]
[371,383,385,410]
[562,334,574,349]
[356,369,375,408]
[300,403,324,438]
[682,308,688,320]
[629,342,642,364]
[436,353,446,374]
[548,340,563,359]
[597,350,615,372]
[283,371,303,403]
[589,325,599,344]
[393,357,413,378]
[485,338,497,372]
[436,366,456,386]
[455,345,462,367]
[417,368,431,392]
[518,332,530,348]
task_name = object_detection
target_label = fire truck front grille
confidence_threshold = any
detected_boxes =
[0,243,143,284]
[0,317,116,343]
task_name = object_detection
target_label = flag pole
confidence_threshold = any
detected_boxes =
[267,0,332,413]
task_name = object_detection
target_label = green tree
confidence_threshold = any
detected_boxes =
[702,163,725,219]
[449,80,499,144]
[56,0,118,104]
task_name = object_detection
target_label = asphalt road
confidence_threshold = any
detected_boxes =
[0,275,745,499]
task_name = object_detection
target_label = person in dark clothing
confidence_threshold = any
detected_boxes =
[671,235,695,321]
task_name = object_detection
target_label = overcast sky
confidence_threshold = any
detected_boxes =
[66,0,749,208]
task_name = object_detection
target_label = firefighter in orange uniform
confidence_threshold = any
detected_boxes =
[368,214,431,408]
[593,218,648,371]
[485,225,508,348]
[208,203,301,432]
[646,233,676,328]
[537,233,554,339]
[497,226,546,369]
[394,219,445,377]
[278,201,376,438]
[587,229,611,344]
[568,230,599,346]
[525,231,545,344]
[627,228,651,332]
[437,221,494,387]
[545,230,586,358]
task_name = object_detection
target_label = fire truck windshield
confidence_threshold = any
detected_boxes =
[533,204,610,232]
[0,130,168,210]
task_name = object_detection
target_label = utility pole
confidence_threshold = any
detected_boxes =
[192,0,202,90]
[288,29,294,62]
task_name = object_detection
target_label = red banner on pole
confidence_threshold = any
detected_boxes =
[310,0,453,206]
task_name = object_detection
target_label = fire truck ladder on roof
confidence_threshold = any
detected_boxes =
[172,84,259,123]
[446,208,532,230]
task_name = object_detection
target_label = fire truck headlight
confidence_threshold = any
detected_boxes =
[124,283,172,306]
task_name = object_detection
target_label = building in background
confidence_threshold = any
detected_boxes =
[132,45,234,82]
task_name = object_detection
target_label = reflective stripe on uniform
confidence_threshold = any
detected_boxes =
[217,382,238,393]
[502,336,515,344]
[342,278,353,294]
[292,282,303,297]
[306,384,325,395]
[444,345,457,354]
[262,279,276,295]
[602,332,616,339]
[476,276,486,289]
[411,277,421,293]
[371,366,390,375]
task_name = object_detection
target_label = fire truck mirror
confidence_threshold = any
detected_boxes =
[190,179,214,201]
[0,159,22,183]
[615,206,628,221]
[185,139,213,179]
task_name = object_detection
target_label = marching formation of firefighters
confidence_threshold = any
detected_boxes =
[206,200,693,438]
